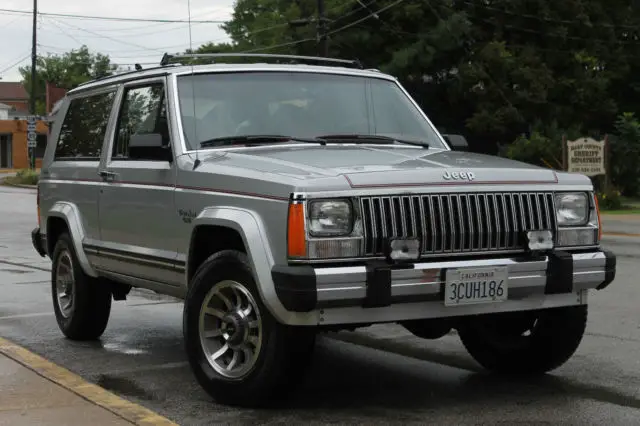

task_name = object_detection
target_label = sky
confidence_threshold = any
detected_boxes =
[0,0,235,82]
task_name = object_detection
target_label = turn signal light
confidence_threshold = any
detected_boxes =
[287,203,306,258]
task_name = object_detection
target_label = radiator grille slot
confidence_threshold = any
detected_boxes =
[360,192,556,256]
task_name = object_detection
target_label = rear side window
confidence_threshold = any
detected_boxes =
[54,91,115,160]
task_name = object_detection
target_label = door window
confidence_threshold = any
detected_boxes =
[113,83,170,160]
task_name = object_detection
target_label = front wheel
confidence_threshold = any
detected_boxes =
[457,305,588,375]
[183,250,316,407]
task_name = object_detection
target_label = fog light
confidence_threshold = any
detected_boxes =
[557,229,597,247]
[389,238,420,261]
[526,230,554,251]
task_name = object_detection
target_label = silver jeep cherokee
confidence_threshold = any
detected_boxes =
[31,53,616,407]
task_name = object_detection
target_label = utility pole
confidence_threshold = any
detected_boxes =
[317,0,328,56]
[29,0,37,170]
[289,1,329,56]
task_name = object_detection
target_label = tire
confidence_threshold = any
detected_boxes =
[183,250,316,407]
[51,232,112,340]
[457,305,588,375]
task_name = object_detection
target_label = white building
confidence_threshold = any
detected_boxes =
[0,103,10,120]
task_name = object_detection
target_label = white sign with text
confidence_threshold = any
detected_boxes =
[567,137,606,176]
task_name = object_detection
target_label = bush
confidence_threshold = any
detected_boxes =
[6,168,39,186]
[503,131,563,169]
[610,112,640,197]
[596,189,623,211]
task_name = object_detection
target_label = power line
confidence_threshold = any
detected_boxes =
[459,1,640,31]
[422,0,516,112]
[50,17,162,53]
[41,17,202,38]
[0,8,227,24]
[0,53,32,75]
[37,44,163,60]
[45,17,85,46]
[326,0,405,37]
[241,0,404,55]
[329,0,378,27]
[469,15,640,46]
[242,38,316,53]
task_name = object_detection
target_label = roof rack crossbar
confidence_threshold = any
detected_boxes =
[159,53,364,69]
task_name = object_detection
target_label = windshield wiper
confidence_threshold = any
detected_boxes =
[316,134,429,149]
[199,134,326,148]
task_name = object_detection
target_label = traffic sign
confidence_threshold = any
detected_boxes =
[27,123,36,132]
[27,131,37,148]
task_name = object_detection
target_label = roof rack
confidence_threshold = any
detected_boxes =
[73,63,180,89]
[159,53,364,69]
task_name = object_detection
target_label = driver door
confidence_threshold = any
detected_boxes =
[95,78,182,287]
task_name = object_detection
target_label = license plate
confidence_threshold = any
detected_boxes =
[444,266,508,306]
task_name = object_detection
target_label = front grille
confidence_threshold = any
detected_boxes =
[359,192,556,256]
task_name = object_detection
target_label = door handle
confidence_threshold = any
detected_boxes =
[99,170,117,182]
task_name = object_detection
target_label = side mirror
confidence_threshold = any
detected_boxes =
[443,134,469,151]
[128,133,173,162]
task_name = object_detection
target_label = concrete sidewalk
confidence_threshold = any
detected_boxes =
[0,338,176,426]
[0,353,131,426]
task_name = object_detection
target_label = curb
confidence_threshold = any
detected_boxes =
[0,337,178,426]
[1,180,37,189]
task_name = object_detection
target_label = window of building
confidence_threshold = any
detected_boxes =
[35,134,47,158]
[0,134,12,168]
[54,91,116,160]
[113,83,169,160]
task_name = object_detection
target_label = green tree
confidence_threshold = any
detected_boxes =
[192,0,640,154]
[19,45,116,115]
[610,112,640,196]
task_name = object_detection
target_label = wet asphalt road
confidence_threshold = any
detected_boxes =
[1,184,640,425]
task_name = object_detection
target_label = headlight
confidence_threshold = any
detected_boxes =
[555,192,589,226]
[308,200,353,236]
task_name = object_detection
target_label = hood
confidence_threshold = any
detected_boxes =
[197,144,560,187]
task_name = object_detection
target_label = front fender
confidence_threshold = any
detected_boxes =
[190,206,319,326]
[47,202,98,278]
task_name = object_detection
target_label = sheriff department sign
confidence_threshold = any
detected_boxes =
[567,137,606,176]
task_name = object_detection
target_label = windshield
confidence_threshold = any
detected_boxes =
[176,71,448,151]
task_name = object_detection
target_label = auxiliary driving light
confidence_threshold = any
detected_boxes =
[389,238,420,261]
[526,230,554,251]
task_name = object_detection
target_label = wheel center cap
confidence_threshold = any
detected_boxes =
[223,312,246,346]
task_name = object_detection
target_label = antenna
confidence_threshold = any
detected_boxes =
[187,0,201,170]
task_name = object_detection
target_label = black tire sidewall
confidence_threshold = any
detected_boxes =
[183,250,306,405]
[457,305,587,374]
[51,232,111,340]
[51,233,80,332]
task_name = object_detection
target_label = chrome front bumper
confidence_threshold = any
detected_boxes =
[272,250,616,325]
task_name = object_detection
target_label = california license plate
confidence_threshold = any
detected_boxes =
[444,266,508,306]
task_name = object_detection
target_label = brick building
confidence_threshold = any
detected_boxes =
[0,82,65,170]
[0,118,49,169]
[0,82,29,114]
